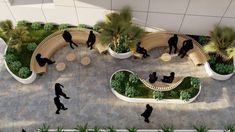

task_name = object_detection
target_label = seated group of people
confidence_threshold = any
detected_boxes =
[35,30,96,67]
[136,34,194,59]
[149,72,175,84]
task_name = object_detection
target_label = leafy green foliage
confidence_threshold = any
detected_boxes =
[58,24,68,30]
[224,124,235,132]
[5,53,18,64]
[74,123,88,132]
[111,80,124,94]
[180,91,191,101]
[56,126,64,132]
[0,20,14,41]
[17,20,27,27]
[153,90,164,100]
[93,23,102,33]
[27,42,37,52]
[93,126,101,132]
[31,22,42,30]
[204,25,235,60]
[10,61,22,72]
[190,77,200,89]
[198,36,209,45]
[107,126,116,132]
[161,124,174,132]
[18,67,31,78]
[215,63,234,75]
[44,23,54,32]
[78,24,93,29]
[114,71,125,82]
[125,83,139,97]
[129,73,138,84]
[96,6,144,52]
[193,124,209,132]
[127,128,137,132]
[170,91,178,98]
[208,55,217,65]
[38,124,49,132]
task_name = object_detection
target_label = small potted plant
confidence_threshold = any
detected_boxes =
[204,25,235,80]
[95,7,144,59]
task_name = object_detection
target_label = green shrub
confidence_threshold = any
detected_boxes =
[5,53,18,64]
[27,42,37,52]
[215,63,234,75]
[93,23,102,33]
[111,79,123,93]
[170,91,178,98]
[6,48,16,54]
[180,91,191,101]
[31,22,41,30]
[129,73,138,84]
[58,24,68,30]
[18,67,31,78]
[161,124,174,132]
[17,20,27,27]
[114,71,125,82]
[224,124,235,132]
[153,90,164,100]
[198,36,209,45]
[208,55,216,65]
[10,61,22,72]
[127,128,137,132]
[191,77,200,89]
[125,83,139,97]
[74,123,88,132]
[38,123,49,132]
[44,23,54,31]
[193,124,209,132]
[78,24,93,29]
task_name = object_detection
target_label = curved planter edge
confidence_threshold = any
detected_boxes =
[204,62,234,81]
[4,45,37,84]
[110,69,201,104]
[108,47,133,59]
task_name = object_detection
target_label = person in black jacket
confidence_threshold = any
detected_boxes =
[162,72,175,83]
[36,53,55,67]
[178,39,193,58]
[141,104,153,123]
[168,34,178,54]
[86,31,96,50]
[54,96,68,114]
[149,72,158,84]
[55,83,70,99]
[136,42,150,58]
[62,30,78,49]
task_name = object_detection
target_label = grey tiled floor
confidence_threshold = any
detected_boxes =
[0,45,234,131]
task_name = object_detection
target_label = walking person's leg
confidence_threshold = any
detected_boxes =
[173,44,177,54]
[56,105,60,114]
[60,103,68,110]
[71,40,78,47]
[45,58,55,65]
[169,44,172,54]
[69,42,74,49]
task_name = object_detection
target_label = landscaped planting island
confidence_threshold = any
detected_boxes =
[110,69,201,103]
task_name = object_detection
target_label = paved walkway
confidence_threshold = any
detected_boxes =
[0,45,234,131]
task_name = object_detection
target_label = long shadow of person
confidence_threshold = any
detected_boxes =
[141,104,153,123]
[86,30,96,50]
[55,83,70,99]
[54,96,68,114]
[62,30,78,49]
[36,53,55,67]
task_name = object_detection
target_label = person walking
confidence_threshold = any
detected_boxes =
[55,83,70,99]
[141,104,153,123]
[168,34,178,54]
[62,30,78,49]
[54,96,68,114]
[86,30,96,50]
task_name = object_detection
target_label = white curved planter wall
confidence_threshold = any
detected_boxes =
[108,47,133,59]
[4,45,37,84]
[110,69,201,104]
[204,62,234,81]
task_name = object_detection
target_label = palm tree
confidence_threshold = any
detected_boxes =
[204,25,235,60]
[8,27,30,52]
[96,6,144,53]
[0,20,14,41]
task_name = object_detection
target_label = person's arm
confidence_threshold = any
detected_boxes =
[58,83,64,88]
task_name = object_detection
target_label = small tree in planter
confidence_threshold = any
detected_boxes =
[153,90,164,100]
[96,6,144,56]
[204,25,235,75]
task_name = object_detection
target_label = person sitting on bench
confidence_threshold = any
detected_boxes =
[178,39,193,58]
[136,42,150,58]
[36,53,55,67]
[149,72,158,84]
[62,30,78,49]
[162,72,175,83]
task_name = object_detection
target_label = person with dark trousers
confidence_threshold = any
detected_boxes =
[62,30,78,49]
[168,34,178,54]
[86,30,96,50]
[149,72,158,84]
[136,42,150,58]
[55,83,70,99]
[162,72,175,83]
[141,104,153,123]
[54,96,68,114]
[36,53,55,67]
[22,129,26,132]
[178,39,193,58]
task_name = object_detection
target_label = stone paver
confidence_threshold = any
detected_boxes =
[0,45,234,131]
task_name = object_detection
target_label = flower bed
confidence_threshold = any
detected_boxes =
[110,69,201,103]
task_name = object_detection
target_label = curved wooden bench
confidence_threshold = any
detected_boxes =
[135,32,208,65]
[30,28,108,74]
[140,76,184,91]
